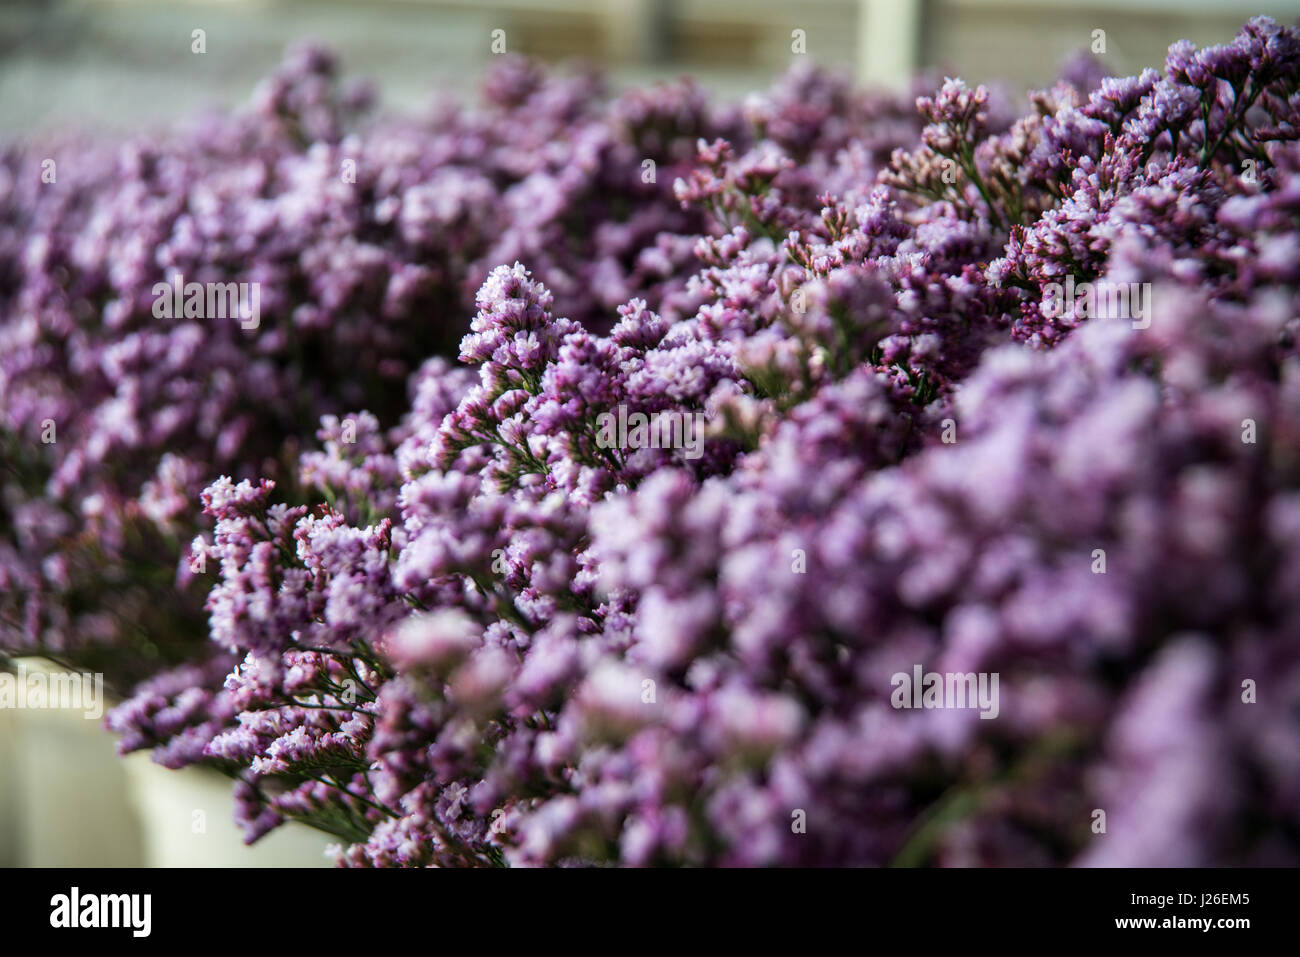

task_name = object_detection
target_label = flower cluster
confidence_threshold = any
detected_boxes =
[23,18,1300,866]
[0,45,753,689]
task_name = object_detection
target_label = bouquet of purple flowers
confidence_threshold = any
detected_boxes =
[6,17,1300,866]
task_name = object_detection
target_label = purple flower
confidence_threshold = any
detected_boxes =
[27,20,1300,868]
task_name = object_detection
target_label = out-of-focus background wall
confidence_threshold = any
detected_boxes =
[3,0,1298,135]
[1,0,1295,866]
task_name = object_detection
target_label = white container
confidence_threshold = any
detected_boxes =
[123,755,336,868]
[1,678,144,866]
[2,657,335,867]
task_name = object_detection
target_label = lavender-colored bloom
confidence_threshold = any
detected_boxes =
[17,19,1300,868]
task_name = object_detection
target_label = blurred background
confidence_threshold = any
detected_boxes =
[2,0,1299,135]
[2,0,1297,866]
